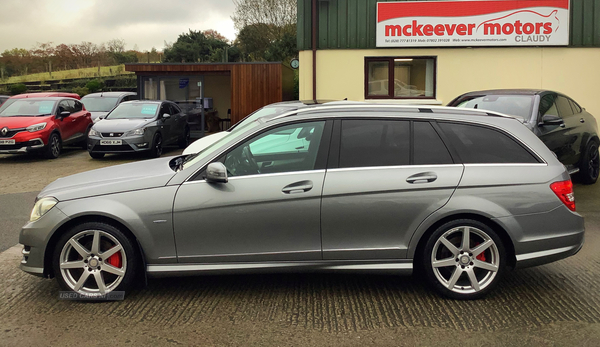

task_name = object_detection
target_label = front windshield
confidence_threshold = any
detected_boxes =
[456,95,535,121]
[0,99,56,117]
[81,97,119,112]
[106,103,158,119]
[182,120,261,170]
[229,105,296,132]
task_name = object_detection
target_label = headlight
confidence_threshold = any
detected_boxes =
[125,128,145,136]
[89,128,99,137]
[26,122,47,132]
[30,197,58,222]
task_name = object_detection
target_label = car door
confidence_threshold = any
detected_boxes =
[55,99,77,141]
[68,100,89,141]
[536,93,580,165]
[172,120,331,263]
[169,103,185,139]
[321,118,463,260]
[157,102,173,143]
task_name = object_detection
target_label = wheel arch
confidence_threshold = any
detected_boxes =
[43,214,146,282]
[411,213,517,271]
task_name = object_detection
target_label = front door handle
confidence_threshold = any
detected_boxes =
[406,172,438,184]
[282,180,313,194]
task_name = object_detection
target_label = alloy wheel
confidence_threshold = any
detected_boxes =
[59,230,127,295]
[50,135,60,157]
[588,144,599,180]
[155,135,163,156]
[431,226,500,294]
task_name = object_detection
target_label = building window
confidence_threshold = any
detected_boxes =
[365,57,436,99]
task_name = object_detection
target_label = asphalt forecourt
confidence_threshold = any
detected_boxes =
[1,151,600,345]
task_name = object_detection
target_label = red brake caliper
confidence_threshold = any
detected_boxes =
[106,248,122,268]
[474,242,486,262]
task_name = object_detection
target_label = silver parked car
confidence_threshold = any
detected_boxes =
[87,100,190,158]
[20,103,584,300]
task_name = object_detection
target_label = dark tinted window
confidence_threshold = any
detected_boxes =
[73,100,83,112]
[170,103,181,114]
[340,120,410,168]
[556,96,574,117]
[568,99,582,114]
[58,100,71,114]
[414,122,453,165]
[539,94,559,119]
[439,122,539,164]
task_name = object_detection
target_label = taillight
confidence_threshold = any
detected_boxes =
[550,180,576,211]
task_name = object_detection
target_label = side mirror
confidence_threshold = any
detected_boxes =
[206,162,228,183]
[540,114,563,126]
[59,111,70,119]
[162,113,171,119]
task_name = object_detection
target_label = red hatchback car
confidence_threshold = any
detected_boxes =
[0,97,92,158]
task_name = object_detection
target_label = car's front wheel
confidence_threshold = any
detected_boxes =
[578,140,599,185]
[43,133,61,159]
[422,219,507,300]
[52,222,139,297]
[149,133,163,158]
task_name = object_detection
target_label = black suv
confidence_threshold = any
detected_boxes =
[448,89,599,184]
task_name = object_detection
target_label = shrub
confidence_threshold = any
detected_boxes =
[85,79,103,93]
[9,83,27,95]
[72,86,90,97]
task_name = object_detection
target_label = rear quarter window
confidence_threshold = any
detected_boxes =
[438,122,540,164]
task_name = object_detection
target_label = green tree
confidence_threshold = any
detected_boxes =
[163,30,230,63]
[85,79,103,93]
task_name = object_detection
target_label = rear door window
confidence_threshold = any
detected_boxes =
[339,120,410,168]
[438,122,540,164]
[569,99,582,114]
[414,122,453,165]
[556,96,574,118]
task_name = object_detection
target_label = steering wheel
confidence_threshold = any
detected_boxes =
[242,145,260,174]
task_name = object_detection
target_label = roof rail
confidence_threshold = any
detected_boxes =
[268,103,517,122]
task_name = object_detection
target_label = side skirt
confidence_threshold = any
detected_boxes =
[146,260,413,278]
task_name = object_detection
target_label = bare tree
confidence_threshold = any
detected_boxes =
[232,0,296,37]
[106,39,126,54]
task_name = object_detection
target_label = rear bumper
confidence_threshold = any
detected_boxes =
[494,205,585,269]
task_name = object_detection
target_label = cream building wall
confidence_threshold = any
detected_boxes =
[299,48,600,117]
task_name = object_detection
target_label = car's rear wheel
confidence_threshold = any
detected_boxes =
[52,222,138,297]
[89,152,105,159]
[422,219,507,300]
[43,133,61,159]
[149,133,163,158]
[578,140,599,185]
[178,126,190,149]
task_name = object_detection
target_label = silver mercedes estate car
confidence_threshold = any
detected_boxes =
[20,103,584,300]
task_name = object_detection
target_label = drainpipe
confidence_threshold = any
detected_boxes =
[312,0,317,101]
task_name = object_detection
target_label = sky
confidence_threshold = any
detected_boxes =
[0,0,237,52]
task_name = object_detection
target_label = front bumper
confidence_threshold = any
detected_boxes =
[19,204,70,278]
[88,134,152,154]
[0,138,45,154]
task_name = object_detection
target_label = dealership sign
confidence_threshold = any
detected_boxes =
[376,0,570,47]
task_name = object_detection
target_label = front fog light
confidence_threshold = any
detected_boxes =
[136,143,148,148]
[30,197,58,222]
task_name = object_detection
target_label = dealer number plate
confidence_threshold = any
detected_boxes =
[0,139,16,145]
[100,140,122,145]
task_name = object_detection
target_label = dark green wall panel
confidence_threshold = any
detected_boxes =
[298,0,600,50]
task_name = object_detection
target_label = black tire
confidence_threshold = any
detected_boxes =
[578,140,599,185]
[52,222,140,297]
[178,126,191,149]
[89,152,105,159]
[80,126,92,150]
[149,133,163,158]
[421,219,507,300]
[44,133,61,159]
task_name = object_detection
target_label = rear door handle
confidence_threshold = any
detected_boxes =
[580,118,585,123]
[406,172,438,184]
[282,180,313,194]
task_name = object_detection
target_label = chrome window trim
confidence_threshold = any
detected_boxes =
[182,169,327,185]
[463,163,548,167]
[327,164,463,173]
